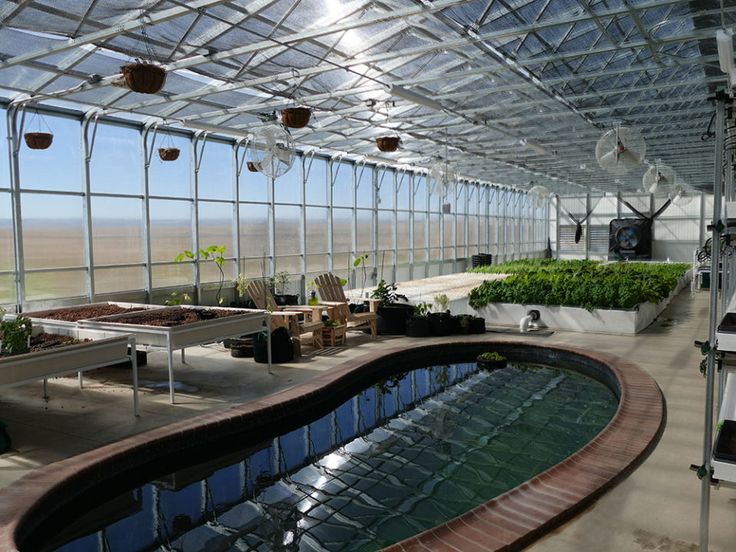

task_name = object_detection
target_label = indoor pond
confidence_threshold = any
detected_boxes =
[53,361,617,552]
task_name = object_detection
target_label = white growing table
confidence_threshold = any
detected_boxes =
[79,306,271,404]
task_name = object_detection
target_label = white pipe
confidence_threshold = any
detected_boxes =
[519,314,533,333]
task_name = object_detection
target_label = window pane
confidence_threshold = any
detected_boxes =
[378,169,394,209]
[275,205,301,256]
[356,165,372,208]
[149,133,190,197]
[95,266,144,293]
[0,193,13,271]
[333,162,352,207]
[20,114,80,192]
[152,263,191,288]
[429,213,440,247]
[306,207,327,253]
[274,164,300,204]
[22,194,84,269]
[397,211,409,250]
[306,253,327,273]
[239,203,269,258]
[91,122,141,194]
[275,255,301,274]
[397,174,410,210]
[356,209,372,253]
[201,259,235,284]
[26,270,85,300]
[198,201,234,258]
[0,274,14,305]
[198,141,233,200]
[378,211,393,250]
[150,199,191,263]
[306,158,326,205]
[92,197,143,265]
[333,208,352,253]
[414,212,426,250]
[240,171,268,202]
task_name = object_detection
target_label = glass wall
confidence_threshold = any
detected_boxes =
[0,105,548,310]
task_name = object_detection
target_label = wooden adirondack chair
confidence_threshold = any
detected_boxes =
[314,273,377,338]
[245,279,323,355]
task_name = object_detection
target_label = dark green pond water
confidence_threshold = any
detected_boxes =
[54,361,617,552]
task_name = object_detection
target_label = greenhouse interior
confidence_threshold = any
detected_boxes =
[1,1,736,551]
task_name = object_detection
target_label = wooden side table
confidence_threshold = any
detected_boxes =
[316,324,346,347]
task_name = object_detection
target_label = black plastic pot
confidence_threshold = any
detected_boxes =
[376,303,415,335]
[254,327,294,363]
[231,342,254,358]
[468,316,486,334]
[230,299,256,309]
[406,316,431,337]
[449,315,463,335]
[273,294,299,306]
[428,312,452,336]
[477,356,507,370]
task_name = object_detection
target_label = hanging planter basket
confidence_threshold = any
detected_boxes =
[24,132,53,150]
[247,161,260,173]
[280,107,311,129]
[376,136,400,152]
[121,63,166,94]
[158,147,180,161]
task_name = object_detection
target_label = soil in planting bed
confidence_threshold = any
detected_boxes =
[108,307,240,327]
[25,305,145,322]
[1,333,90,358]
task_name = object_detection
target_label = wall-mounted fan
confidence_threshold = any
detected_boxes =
[429,160,455,196]
[669,182,695,207]
[249,124,295,178]
[641,160,676,195]
[527,184,551,208]
[595,126,646,175]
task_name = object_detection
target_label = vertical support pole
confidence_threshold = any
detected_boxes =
[373,167,380,283]
[327,157,335,274]
[233,139,245,290]
[6,105,25,310]
[141,123,155,302]
[300,153,309,298]
[267,174,276,277]
[392,169,398,283]
[424,175,430,277]
[701,92,727,552]
[81,112,98,302]
[408,173,415,281]
[351,160,361,289]
[585,192,591,260]
[191,132,207,303]
[439,180,445,275]
[555,194,561,259]
[495,187,501,262]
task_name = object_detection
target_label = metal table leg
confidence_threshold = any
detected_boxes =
[167,335,176,404]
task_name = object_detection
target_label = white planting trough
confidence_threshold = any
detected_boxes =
[79,306,271,404]
[0,324,139,415]
[467,271,692,335]
[9,302,165,331]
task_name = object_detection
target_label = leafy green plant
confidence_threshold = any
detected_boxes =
[323,319,341,328]
[371,279,408,307]
[164,291,191,306]
[354,254,369,297]
[175,244,226,305]
[468,260,689,311]
[413,302,432,317]
[478,351,505,361]
[433,293,449,312]
[271,271,291,295]
[0,316,32,356]
[233,274,248,299]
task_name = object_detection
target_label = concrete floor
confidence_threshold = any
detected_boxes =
[0,288,731,551]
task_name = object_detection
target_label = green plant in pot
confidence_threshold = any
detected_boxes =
[456,314,486,335]
[270,271,298,306]
[175,244,227,305]
[371,280,413,335]
[477,351,507,370]
[428,293,452,336]
[406,302,432,337]
[0,316,32,356]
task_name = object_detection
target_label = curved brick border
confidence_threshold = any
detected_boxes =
[0,339,664,552]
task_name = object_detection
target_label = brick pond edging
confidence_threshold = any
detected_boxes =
[0,339,665,552]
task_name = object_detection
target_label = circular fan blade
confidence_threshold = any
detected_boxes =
[642,162,676,195]
[250,124,295,178]
[595,127,646,175]
[527,184,550,208]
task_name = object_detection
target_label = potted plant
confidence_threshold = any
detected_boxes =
[24,110,53,150]
[174,245,227,305]
[428,293,452,336]
[376,136,400,152]
[0,316,32,356]
[349,254,370,313]
[271,271,298,306]
[477,351,507,370]
[371,279,414,335]
[121,60,166,94]
[464,315,486,334]
[253,327,294,364]
[281,107,311,129]
[230,274,256,308]
[319,319,346,347]
[158,147,180,161]
[405,302,432,337]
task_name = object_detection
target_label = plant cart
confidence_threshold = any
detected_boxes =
[79,306,271,404]
[0,325,139,416]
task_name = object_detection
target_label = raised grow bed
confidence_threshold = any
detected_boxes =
[468,259,691,335]
[79,306,270,404]
[18,302,162,330]
[0,322,139,415]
